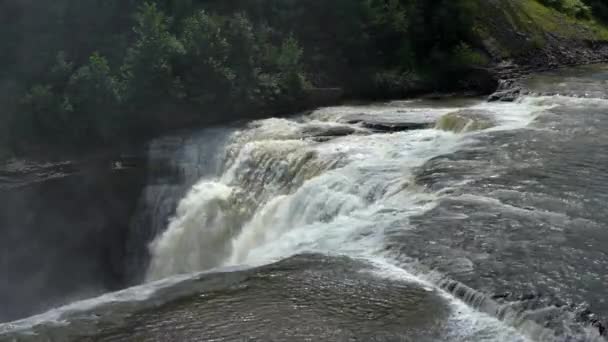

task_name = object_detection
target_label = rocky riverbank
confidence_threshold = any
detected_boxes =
[479,0,608,100]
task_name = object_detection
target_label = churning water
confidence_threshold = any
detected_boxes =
[145,97,543,279]
[3,65,608,341]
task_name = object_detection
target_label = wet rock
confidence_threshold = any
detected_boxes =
[594,320,607,337]
[359,120,430,132]
[339,113,434,132]
[519,292,541,301]
[491,292,512,300]
[301,124,357,138]
[488,87,524,102]
[435,109,497,133]
[549,297,568,308]
[495,78,517,92]
[576,306,608,336]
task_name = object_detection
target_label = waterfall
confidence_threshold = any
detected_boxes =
[125,128,236,283]
[145,118,353,280]
[143,99,542,281]
[4,68,608,342]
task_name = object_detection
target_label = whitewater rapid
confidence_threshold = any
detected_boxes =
[6,64,608,341]
[6,90,608,341]
[146,99,545,281]
[133,97,567,341]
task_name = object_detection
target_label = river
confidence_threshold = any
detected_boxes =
[1,65,608,341]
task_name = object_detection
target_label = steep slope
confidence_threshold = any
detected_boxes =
[475,0,608,78]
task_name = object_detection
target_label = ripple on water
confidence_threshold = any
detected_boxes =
[0,255,534,342]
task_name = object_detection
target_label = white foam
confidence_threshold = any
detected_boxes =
[470,97,554,130]
[146,181,235,281]
[145,97,546,278]
[0,274,193,335]
[140,97,547,338]
[1,95,592,340]
[363,259,534,342]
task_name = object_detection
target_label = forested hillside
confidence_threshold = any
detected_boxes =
[1,0,607,156]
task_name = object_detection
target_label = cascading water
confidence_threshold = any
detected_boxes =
[146,99,541,280]
[148,116,426,279]
[136,97,595,342]
[125,128,236,282]
[4,66,608,342]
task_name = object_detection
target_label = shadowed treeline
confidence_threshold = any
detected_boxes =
[0,0,489,157]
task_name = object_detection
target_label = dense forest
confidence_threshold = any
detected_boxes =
[0,0,606,157]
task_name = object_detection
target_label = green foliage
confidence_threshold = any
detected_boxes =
[16,85,68,145]
[0,0,518,154]
[49,51,74,86]
[65,53,124,142]
[221,14,266,104]
[365,0,410,32]
[177,9,310,110]
[275,37,308,95]
[121,3,185,106]
[15,53,124,146]
[371,69,420,96]
[363,0,412,68]
[409,0,479,66]
[256,35,310,102]
[451,42,490,68]
[178,10,234,107]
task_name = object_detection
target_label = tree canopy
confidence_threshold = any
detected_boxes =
[1,0,603,156]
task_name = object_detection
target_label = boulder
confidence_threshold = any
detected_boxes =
[339,113,434,132]
[435,109,497,133]
[488,86,524,102]
[301,124,357,138]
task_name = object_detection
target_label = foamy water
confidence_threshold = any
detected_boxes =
[5,92,602,342]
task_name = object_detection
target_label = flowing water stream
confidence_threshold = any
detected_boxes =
[1,65,608,341]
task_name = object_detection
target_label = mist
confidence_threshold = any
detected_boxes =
[0,157,146,321]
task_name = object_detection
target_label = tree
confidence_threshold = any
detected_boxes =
[121,2,185,108]
[178,10,234,108]
[223,13,264,104]
[66,53,123,142]
[275,36,308,95]
[408,0,478,66]
[16,85,68,145]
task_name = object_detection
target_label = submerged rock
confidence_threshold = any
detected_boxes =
[339,113,434,132]
[488,87,524,102]
[301,124,358,138]
[435,109,497,133]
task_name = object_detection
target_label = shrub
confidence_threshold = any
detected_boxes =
[178,10,234,107]
[452,42,490,68]
[17,85,69,145]
[65,53,124,142]
[121,2,185,107]
[275,37,309,95]
[1,0,504,152]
